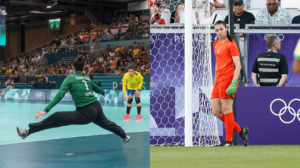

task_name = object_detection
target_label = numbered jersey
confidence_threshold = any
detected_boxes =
[44,72,105,112]
[122,71,144,93]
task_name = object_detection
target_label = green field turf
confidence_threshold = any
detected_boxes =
[151,145,300,168]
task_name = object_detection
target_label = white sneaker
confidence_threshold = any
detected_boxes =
[123,135,131,144]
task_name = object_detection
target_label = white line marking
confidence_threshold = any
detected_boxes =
[0,131,150,146]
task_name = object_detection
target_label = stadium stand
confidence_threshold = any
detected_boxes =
[0,12,150,85]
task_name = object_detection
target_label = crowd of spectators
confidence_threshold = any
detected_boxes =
[0,12,151,83]
[46,42,150,77]
[151,0,300,25]
[0,50,47,77]
[47,13,150,53]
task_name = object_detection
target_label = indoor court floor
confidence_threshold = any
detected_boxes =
[0,100,150,168]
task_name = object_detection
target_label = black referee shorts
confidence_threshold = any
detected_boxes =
[28,101,126,139]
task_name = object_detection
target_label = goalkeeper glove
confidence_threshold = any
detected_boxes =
[226,78,238,95]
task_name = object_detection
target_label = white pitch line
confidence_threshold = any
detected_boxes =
[0,131,150,146]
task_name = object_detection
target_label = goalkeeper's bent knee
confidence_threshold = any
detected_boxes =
[127,98,133,104]
[135,97,141,104]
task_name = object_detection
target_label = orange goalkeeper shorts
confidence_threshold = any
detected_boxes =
[211,77,238,99]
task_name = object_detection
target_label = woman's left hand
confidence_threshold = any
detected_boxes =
[35,111,47,119]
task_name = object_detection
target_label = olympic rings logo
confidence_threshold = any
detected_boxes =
[35,92,44,98]
[140,93,150,100]
[150,34,158,44]
[270,99,300,124]
[264,34,284,41]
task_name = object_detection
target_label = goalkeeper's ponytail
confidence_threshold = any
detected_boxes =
[214,20,233,42]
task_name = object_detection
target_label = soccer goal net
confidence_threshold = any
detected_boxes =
[150,0,222,146]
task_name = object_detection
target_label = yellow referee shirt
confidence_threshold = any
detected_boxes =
[122,71,143,93]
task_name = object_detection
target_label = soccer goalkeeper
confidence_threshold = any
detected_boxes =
[212,21,249,147]
[122,66,143,120]
[293,39,300,73]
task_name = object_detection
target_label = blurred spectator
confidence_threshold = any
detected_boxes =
[133,47,140,56]
[224,0,255,36]
[150,0,166,25]
[5,77,14,89]
[213,0,225,8]
[107,14,114,25]
[151,8,166,25]
[255,0,291,24]
[132,32,140,38]
[292,15,300,24]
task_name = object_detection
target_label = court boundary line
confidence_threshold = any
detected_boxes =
[0,131,149,146]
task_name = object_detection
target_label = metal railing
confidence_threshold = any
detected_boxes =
[0,72,150,84]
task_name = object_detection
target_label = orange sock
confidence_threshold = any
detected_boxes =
[219,113,241,133]
[225,112,235,142]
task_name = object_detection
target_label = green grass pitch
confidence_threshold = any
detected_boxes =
[151,145,300,168]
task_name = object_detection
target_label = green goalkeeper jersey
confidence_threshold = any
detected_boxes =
[44,72,105,113]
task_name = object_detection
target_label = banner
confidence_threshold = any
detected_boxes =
[248,33,300,86]
[70,17,76,27]
[236,87,300,145]
[0,89,150,105]
[2,89,30,100]
[28,89,51,101]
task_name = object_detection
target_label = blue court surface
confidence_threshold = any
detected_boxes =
[0,100,150,168]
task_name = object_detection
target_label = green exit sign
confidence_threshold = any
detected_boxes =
[49,18,61,30]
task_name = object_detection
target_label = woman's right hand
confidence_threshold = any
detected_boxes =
[123,94,127,101]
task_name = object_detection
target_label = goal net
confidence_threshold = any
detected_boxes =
[150,0,222,146]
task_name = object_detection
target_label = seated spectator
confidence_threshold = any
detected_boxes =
[292,15,300,24]
[127,58,133,67]
[115,34,120,40]
[255,0,291,24]
[133,47,140,56]
[145,64,150,74]
[224,0,255,37]
[6,65,12,75]
[142,31,149,38]
[111,57,118,68]
[150,0,166,25]
[25,69,29,76]
[97,67,104,73]
[35,72,42,77]
[132,32,140,38]
[116,67,122,75]
[125,33,131,40]
[5,77,14,89]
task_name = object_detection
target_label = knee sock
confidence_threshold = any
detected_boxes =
[127,106,131,114]
[224,112,235,142]
[137,106,141,115]
[219,113,241,133]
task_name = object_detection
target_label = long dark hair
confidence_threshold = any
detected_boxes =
[214,20,233,42]
[73,56,84,71]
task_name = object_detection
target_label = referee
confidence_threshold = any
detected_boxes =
[251,34,288,86]
[17,56,131,143]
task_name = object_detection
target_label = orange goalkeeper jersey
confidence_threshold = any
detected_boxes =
[213,39,240,83]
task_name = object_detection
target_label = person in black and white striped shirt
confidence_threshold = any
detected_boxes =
[251,34,288,86]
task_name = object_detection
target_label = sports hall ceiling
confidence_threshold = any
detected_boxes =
[4,0,142,24]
